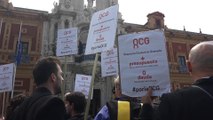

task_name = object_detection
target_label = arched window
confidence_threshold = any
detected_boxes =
[65,19,69,28]
[178,56,188,73]
[156,19,161,28]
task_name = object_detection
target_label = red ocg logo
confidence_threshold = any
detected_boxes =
[64,30,71,35]
[133,37,149,49]
[98,11,109,20]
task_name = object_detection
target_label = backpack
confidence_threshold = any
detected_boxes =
[107,100,142,120]
[10,94,55,120]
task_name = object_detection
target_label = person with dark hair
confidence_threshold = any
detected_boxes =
[5,94,26,120]
[141,41,213,120]
[11,56,66,120]
[64,92,92,120]
[94,76,142,120]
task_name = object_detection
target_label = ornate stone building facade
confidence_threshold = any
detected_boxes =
[41,0,213,115]
[42,0,121,115]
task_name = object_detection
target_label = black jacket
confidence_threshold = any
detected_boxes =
[12,87,66,120]
[67,113,93,120]
[141,77,213,120]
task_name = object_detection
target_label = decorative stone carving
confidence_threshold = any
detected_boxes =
[87,0,94,8]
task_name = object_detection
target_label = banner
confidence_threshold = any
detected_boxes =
[85,5,118,55]
[74,74,92,99]
[118,29,170,97]
[56,27,78,56]
[0,18,3,36]
[0,63,15,93]
[101,48,118,77]
[16,22,23,65]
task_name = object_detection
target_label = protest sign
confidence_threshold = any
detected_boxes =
[74,74,92,99]
[118,29,170,97]
[85,5,118,55]
[101,48,118,77]
[0,63,15,93]
[56,27,78,56]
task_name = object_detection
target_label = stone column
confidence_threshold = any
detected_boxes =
[58,18,64,29]
[48,19,56,55]
[96,0,110,11]
[41,21,49,56]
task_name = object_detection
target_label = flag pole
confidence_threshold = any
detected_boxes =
[1,92,6,118]
[12,21,22,98]
[84,53,99,120]
[11,64,16,98]
[62,55,67,100]
[0,18,3,37]
[16,21,23,65]
[17,21,23,43]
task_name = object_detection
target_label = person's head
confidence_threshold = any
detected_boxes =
[64,92,86,117]
[33,56,64,94]
[113,76,139,102]
[187,41,213,80]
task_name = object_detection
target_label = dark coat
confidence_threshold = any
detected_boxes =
[12,87,66,120]
[141,77,213,120]
[67,113,93,120]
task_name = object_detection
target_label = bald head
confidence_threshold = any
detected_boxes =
[188,41,213,78]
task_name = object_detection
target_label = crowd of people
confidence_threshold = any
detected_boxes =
[1,41,213,120]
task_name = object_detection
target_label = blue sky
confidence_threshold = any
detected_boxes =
[10,0,213,35]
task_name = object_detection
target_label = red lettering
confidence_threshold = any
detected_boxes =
[133,37,150,49]
[98,11,109,20]
[106,49,114,56]
[82,77,88,80]
[64,31,72,35]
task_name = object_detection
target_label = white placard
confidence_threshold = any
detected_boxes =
[56,28,78,56]
[85,5,118,55]
[118,29,171,97]
[74,74,92,99]
[0,63,15,93]
[101,48,118,77]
